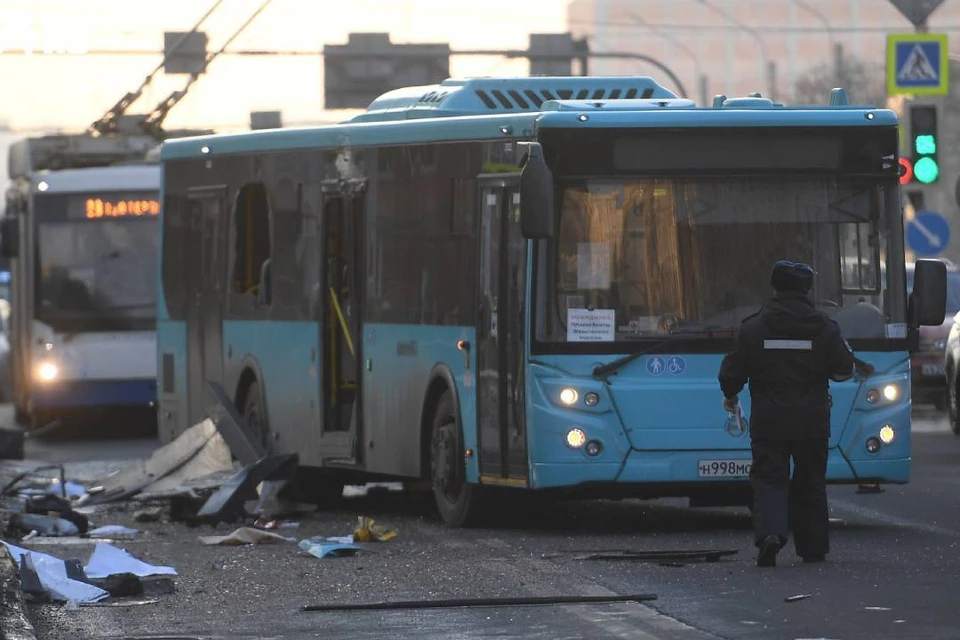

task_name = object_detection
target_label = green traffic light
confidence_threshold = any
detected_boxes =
[914,156,939,183]
[915,134,937,155]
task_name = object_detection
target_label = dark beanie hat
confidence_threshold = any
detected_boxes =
[771,260,815,293]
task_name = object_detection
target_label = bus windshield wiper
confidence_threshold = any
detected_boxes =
[592,325,731,380]
[592,351,648,380]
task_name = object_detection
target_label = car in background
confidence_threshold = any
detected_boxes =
[910,261,960,412]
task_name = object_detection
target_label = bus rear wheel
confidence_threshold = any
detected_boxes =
[430,390,481,527]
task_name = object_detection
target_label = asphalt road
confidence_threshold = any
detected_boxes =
[4,406,959,640]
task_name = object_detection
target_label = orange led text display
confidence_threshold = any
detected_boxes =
[85,198,160,219]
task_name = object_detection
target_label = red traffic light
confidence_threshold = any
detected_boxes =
[899,157,913,185]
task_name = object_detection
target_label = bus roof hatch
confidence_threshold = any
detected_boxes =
[351,76,679,123]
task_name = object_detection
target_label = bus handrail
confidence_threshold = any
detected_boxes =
[329,287,355,356]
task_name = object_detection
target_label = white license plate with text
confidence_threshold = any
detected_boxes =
[698,459,752,478]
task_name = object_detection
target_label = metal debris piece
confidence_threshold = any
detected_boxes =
[784,593,812,603]
[193,454,298,524]
[83,421,219,505]
[206,381,267,466]
[575,549,738,563]
[302,593,658,612]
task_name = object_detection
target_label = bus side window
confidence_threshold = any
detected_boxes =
[231,182,272,309]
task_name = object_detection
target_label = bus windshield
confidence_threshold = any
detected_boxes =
[34,191,158,330]
[535,177,906,345]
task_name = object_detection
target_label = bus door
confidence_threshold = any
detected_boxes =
[317,183,365,465]
[476,179,529,485]
[185,188,226,425]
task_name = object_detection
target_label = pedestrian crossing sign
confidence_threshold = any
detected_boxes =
[887,33,949,96]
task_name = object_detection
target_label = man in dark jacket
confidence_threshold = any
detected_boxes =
[718,260,863,568]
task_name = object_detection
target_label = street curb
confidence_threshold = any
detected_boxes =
[0,545,38,640]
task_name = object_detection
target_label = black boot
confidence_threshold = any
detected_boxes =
[757,535,780,568]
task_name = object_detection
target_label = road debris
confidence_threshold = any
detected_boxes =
[88,525,138,538]
[784,594,812,603]
[564,548,738,563]
[132,507,163,523]
[301,593,658,612]
[199,527,293,546]
[193,454,299,524]
[353,516,397,542]
[83,542,176,580]
[299,538,363,559]
[82,419,233,506]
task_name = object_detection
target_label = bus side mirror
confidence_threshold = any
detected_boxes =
[908,258,947,327]
[519,142,555,240]
[0,217,19,258]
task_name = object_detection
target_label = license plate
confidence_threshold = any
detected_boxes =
[922,364,945,377]
[698,459,752,478]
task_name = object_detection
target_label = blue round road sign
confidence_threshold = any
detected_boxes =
[906,210,950,257]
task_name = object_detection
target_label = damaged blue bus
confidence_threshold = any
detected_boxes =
[156,76,946,526]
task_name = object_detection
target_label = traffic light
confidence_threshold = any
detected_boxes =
[909,104,939,184]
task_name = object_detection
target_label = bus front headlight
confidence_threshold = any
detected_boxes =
[35,361,58,382]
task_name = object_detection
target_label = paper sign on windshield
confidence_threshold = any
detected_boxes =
[567,308,615,342]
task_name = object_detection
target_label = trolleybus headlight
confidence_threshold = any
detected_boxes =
[879,425,896,445]
[882,384,899,402]
[559,388,579,405]
[866,389,880,404]
[585,440,603,456]
[565,428,587,449]
[35,361,58,382]
[584,392,600,407]
[865,437,882,454]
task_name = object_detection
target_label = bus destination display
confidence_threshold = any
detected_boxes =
[85,197,160,219]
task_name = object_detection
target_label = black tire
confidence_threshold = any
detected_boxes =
[430,390,481,527]
[949,371,960,435]
[242,380,271,452]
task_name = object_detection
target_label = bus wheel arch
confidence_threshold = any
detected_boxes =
[423,367,481,527]
[234,360,271,451]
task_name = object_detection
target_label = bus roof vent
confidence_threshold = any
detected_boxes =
[351,76,678,122]
[720,96,778,109]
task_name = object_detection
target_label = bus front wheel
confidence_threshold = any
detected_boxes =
[430,390,481,527]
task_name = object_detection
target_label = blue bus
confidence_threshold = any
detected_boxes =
[157,77,946,526]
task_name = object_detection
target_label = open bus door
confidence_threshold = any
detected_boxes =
[185,188,227,426]
[476,177,529,486]
[316,181,365,466]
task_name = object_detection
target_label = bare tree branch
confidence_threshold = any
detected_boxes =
[792,55,887,107]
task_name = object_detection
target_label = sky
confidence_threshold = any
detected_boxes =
[0,0,568,132]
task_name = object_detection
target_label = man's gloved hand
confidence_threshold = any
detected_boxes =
[855,358,876,377]
[722,396,739,413]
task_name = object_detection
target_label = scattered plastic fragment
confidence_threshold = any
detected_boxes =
[2,542,108,604]
[84,542,177,580]
[299,538,362,559]
[784,593,812,603]
[353,516,397,542]
[253,518,300,530]
[199,527,294,546]
[864,606,892,611]
[9,513,80,537]
[88,525,139,538]
[46,479,87,501]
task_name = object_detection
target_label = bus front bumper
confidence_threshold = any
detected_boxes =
[32,378,158,411]
[530,448,909,490]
